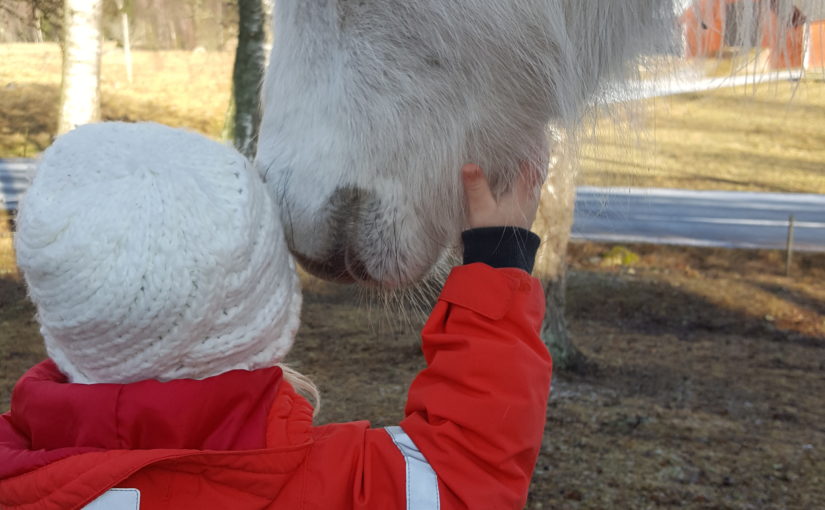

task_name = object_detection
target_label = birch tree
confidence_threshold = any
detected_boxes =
[533,139,585,370]
[114,0,132,83]
[57,0,104,135]
[229,0,267,158]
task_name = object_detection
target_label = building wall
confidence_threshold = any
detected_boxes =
[805,20,825,69]
[681,0,727,58]
[681,0,808,69]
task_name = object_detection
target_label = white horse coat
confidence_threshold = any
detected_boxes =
[256,0,797,287]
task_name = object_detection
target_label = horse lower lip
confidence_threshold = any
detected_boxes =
[344,249,380,285]
[292,251,356,283]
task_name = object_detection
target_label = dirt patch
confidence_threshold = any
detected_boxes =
[1,243,823,508]
[533,244,825,508]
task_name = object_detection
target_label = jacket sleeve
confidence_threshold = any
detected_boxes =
[304,262,551,510]
[400,262,552,510]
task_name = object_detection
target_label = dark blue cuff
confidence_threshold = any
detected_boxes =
[461,227,541,273]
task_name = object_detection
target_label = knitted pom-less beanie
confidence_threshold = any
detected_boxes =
[15,122,302,384]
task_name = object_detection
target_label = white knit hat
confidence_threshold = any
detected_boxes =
[15,122,302,384]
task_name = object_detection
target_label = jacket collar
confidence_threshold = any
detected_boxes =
[6,359,284,453]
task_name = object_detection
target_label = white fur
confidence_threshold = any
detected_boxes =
[256,0,796,287]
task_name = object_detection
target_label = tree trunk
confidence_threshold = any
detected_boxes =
[532,138,585,371]
[115,0,133,83]
[230,0,267,158]
[32,7,44,43]
[57,0,104,135]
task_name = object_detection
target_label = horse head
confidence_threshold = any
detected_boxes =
[255,0,679,287]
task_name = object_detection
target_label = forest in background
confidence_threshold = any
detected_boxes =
[1,0,247,50]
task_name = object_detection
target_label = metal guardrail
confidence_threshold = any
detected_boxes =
[2,158,824,252]
[572,187,825,253]
[0,158,35,212]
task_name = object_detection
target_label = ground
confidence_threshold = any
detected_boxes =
[2,243,823,509]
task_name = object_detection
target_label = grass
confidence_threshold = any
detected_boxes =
[0,212,16,276]
[581,77,825,193]
[0,236,15,276]
[0,42,233,157]
[2,42,824,191]
[1,42,824,274]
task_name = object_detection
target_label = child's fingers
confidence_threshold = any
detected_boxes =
[462,164,496,212]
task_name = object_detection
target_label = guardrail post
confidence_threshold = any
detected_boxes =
[785,214,795,277]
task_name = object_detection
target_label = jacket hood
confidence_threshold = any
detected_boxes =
[0,360,285,479]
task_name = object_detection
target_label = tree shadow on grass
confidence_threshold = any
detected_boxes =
[562,267,825,433]
[0,275,42,410]
[566,269,824,349]
[0,272,26,306]
[751,281,825,316]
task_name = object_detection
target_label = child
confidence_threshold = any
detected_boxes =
[0,122,552,510]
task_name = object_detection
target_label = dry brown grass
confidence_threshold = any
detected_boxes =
[0,42,232,157]
[0,211,16,277]
[2,42,824,192]
[580,77,825,193]
[0,236,15,277]
[1,42,824,284]
[2,240,823,507]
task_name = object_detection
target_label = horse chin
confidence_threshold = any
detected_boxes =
[288,248,397,288]
[291,246,431,289]
[284,187,442,289]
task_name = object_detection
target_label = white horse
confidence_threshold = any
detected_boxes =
[255,0,799,288]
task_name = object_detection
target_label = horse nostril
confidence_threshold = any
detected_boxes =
[327,186,362,213]
[287,186,368,283]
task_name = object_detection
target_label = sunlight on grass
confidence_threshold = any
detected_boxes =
[0,236,16,277]
[580,77,825,194]
[1,42,824,195]
[0,43,232,157]
[0,211,16,277]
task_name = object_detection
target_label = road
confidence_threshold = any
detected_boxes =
[573,187,825,252]
[3,158,824,252]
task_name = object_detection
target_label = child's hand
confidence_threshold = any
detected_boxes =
[461,161,543,230]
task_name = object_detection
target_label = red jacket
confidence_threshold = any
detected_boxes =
[0,264,552,510]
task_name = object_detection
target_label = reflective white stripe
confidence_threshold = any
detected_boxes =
[82,489,140,510]
[386,426,440,510]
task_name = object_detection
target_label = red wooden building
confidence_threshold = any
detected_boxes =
[681,0,823,69]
